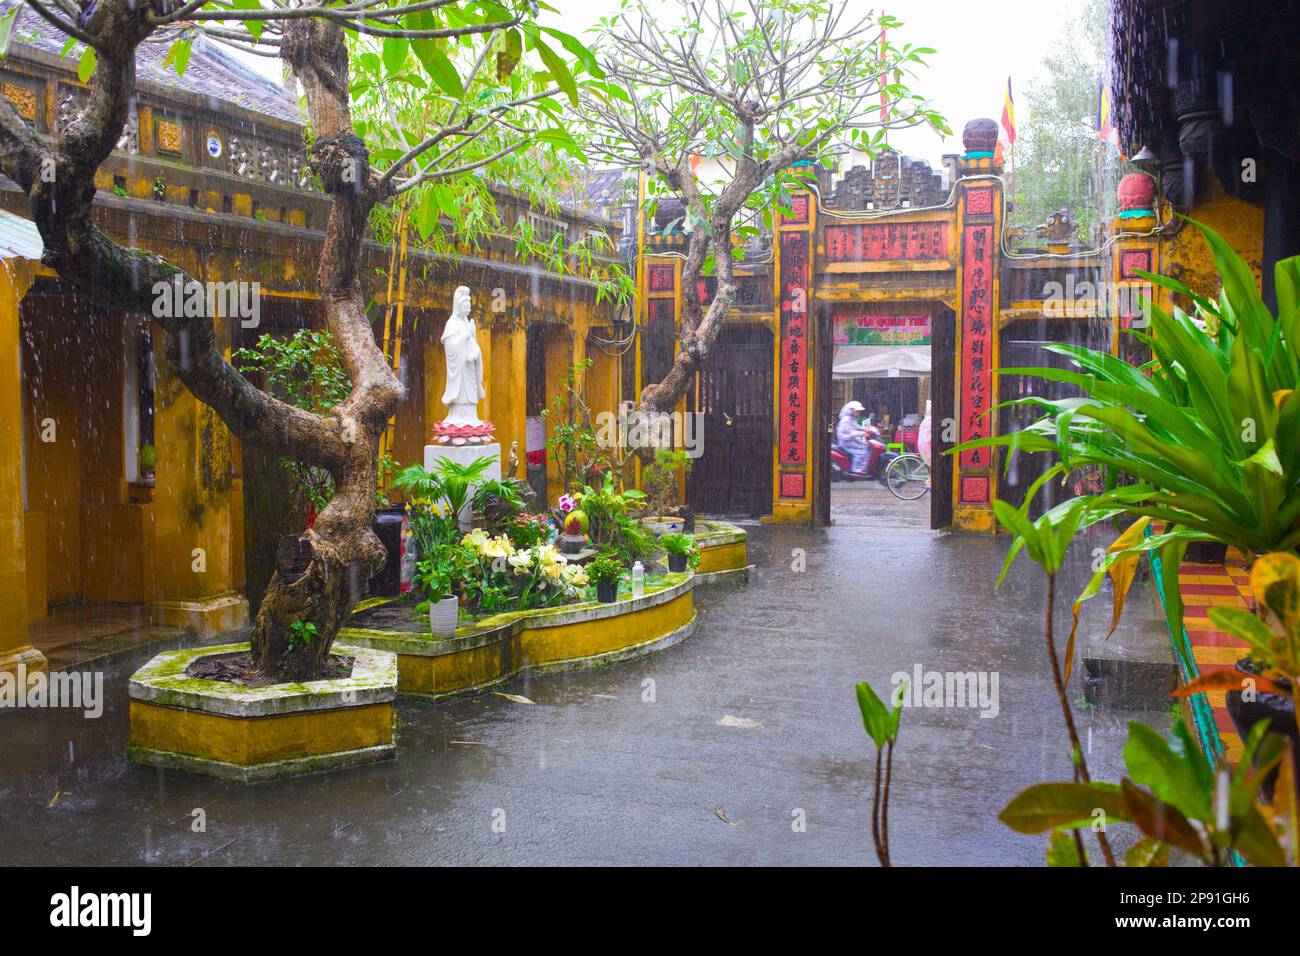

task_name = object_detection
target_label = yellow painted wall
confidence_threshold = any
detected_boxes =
[386,312,427,477]
[129,699,393,765]
[490,326,527,479]
[0,262,33,655]
[21,293,86,604]
[1169,171,1265,303]
[541,323,574,502]
[584,331,619,424]
[82,504,154,604]
[0,216,615,627]
[151,330,237,603]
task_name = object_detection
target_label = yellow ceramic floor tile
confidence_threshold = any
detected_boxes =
[1191,645,1248,666]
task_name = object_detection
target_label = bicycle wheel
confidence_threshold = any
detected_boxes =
[886,454,929,500]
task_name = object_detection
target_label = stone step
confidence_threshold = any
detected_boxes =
[1080,581,1177,711]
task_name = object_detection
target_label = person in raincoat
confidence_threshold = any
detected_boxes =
[836,400,870,474]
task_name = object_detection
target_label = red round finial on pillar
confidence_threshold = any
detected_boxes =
[961,118,999,154]
[1117,173,1156,212]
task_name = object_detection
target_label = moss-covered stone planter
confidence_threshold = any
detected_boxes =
[127,642,397,783]
[689,519,750,583]
[639,516,750,583]
[339,573,697,699]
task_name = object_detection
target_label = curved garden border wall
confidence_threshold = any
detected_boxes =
[339,573,697,699]
[691,519,751,583]
[127,643,397,782]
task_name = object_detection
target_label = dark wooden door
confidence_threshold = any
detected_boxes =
[688,325,774,516]
[813,303,834,525]
[930,306,955,530]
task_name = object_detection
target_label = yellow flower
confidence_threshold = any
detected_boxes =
[482,534,516,560]
[461,529,491,554]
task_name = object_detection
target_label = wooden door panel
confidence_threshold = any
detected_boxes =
[687,325,773,516]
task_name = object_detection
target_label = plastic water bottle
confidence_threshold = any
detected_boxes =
[631,561,645,599]
[398,514,415,595]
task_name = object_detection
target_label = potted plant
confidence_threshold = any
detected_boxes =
[395,453,498,532]
[587,553,624,603]
[416,544,462,638]
[571,473,655,565]
[659,532,698,573]
[640,448,693,532]
[471,475,527,530]
[558,506,589,554]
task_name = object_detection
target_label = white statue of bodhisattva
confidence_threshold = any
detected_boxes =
[433,285,494,444]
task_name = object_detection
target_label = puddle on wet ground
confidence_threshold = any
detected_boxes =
[0,521,1169,866]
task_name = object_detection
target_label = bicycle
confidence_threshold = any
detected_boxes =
[883,453,930,500]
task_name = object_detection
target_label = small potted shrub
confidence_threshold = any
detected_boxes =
[659,532,698,573]
[416,545,461,638]
[587,554,624,604]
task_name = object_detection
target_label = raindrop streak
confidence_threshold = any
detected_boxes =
[1219,70,1234,127]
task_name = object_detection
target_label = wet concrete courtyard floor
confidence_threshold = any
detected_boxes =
[0,521,1169,866]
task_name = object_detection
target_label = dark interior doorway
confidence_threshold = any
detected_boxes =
[525,323,548,502]
[687,324,773,517]
[929,306,955,530]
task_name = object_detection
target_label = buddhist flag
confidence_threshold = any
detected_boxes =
[1096,77,1117,145]
[994,78,1015,164]
[1000,78,1016,144]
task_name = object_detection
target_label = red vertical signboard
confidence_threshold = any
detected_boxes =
[958,214,994,476]
[779,232,809,478]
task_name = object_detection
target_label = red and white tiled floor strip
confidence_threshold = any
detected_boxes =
[1178,554,1253,765]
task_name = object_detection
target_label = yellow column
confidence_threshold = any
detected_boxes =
[424,317,445,439]
[543,325,574,501]
[477,311,494,427]
[0,260,44,684]
[150,329,249,637]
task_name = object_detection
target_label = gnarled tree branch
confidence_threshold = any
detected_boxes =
[0,1,347,469]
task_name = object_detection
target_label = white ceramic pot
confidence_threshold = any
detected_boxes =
[429,595,460,637]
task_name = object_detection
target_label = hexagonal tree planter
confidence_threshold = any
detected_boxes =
[127,642,397,783]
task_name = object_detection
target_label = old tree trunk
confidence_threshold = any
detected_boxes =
[638,152,762,416]
[252,19,404,680]
[0,3,402,681]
